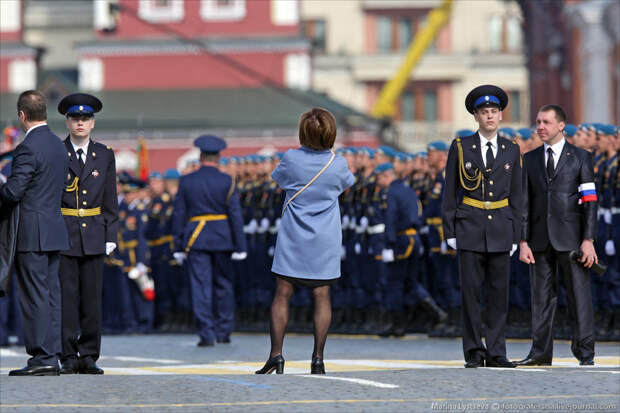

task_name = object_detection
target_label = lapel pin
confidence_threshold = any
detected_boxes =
[504,163,510,171]
[566,152,570,156]
[92,170,99,178]
[501,144,505,149]
[92,152,96,157]
[472,144,477,149]
[465,161,472,170]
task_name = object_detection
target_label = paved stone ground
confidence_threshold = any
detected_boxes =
[1,333,619,412]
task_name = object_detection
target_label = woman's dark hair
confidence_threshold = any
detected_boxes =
[17,90,47,121]
[299,107,337,150]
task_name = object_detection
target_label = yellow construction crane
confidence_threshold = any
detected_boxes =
[371,0,453,119]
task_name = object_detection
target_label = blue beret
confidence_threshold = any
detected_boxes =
[374,162,394,174]
[58,93,102,117]
[376,145,396,157]
[465,85,508,114]
[163,168,180,179]
[149,171,163,179]
[417,151,428,158]
[428,141,448,151]
[358,146,375,158]
[393,152,407,161]
[498,127,516,139]
[596,124,615,136]
[455,129,475,138]
[516,128,531,140]
[194,135,226,153]
[219,157,229,166]
[405,153,415,160]
[563,124,578,137]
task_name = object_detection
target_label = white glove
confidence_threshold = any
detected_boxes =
[231,251,247,261]
[440,241,447,255]
[446,238,457,250]
[604,210,612,224]
[173,252,187,265]
[259,217,270,231]
[341,245,346,260]
[419,225,429,235]
[350,216,357,228]
[605,239,616,256]
[342,215,350,229]
[275,218,281,229]
[418,245,425,256]
[244,219,258,234]
[354,242,361,255]
[359,216,369,230]
[106,242,117,255]
[382,249,395,263]
[0,173,6,184]
[268,246,275,257]
[510,243,518,257]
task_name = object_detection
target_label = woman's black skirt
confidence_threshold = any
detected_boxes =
[273,272,339,288]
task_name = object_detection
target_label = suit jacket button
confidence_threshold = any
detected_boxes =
[488,215,492,220]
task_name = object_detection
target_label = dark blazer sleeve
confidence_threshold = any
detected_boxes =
[385,186,398,248]
[227,182,247,253]
[0,144,35,204]
[441,139,458,240]
[508,146,523,244]
[581,151,597,241]
[520,155,530,242]
[172,177,187,252]
[104,150,119,243]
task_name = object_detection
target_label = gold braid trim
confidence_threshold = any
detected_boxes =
[456,138,482,191]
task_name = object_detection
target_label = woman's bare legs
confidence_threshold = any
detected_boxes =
[311,285,332,359]
[269,277,294,358]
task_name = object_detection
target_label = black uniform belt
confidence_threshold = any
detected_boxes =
[462,197,509,210]
[61,207,101,217]
[186,214,228,252]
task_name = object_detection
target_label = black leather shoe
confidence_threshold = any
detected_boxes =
[197,339,215,347]
[579,358,594,366]
[311,357,325,374]
[9,365,59,376]
[60,360,80,374]
[486,356,516,368]
[216,336,231,344]
[464,358,484,368]
[514,357,552,366]
[79,358,104,375]
[255,355,285,374]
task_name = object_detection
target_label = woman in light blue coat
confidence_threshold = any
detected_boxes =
[256,108,354,375]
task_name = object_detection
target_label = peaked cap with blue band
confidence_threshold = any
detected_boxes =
[465,85,508,114]
[194,134,226,154]
[58,93,102,117]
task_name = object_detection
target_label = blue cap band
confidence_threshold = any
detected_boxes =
[473,95,500,109]
[66,105,94,114]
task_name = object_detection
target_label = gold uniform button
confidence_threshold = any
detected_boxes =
[489,180,494,185]
[489,192,493,197]
[82,201,87,206]
[488,215,492,220]
[78,208,85,217]
[82,223,87,227]
[82,190,87,194]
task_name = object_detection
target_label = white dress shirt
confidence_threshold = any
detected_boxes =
[479,133,498,168]
[71,140,89,165]
[543,138,565,169]
[24,123,46,138]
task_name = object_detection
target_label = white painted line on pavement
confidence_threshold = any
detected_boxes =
[104,367,174,375]
[300,374,399,388]
[0,348,26,357]
[584,370,620,374]
[101,356,182,364]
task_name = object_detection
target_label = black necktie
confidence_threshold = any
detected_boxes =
[546,147,554,179]
[485,142,494,170]
[76,148,85,169]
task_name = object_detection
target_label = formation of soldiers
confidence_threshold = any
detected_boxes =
[1,122,619,346]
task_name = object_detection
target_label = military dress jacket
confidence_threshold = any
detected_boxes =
[442,133,523,253]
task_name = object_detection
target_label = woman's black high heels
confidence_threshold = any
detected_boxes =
[311,357,325,374]
[255,355,285,374]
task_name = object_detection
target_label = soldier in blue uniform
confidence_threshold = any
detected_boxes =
[57,93,119,374]
[172,135,247,346]
[610,126,620,338]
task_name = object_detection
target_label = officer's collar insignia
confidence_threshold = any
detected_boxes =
[92,170,99,178]
[465,161,472,170]
[504,163,510,171]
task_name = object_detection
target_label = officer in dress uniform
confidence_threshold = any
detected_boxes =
[442,85,523,368]
[57,93,119,375]
[172,135,247,346]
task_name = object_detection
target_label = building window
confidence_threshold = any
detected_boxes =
[272,0,299,26]
[285,53,310,90]
[301,19,326,53]
[0,0,21,32]
[504,90,522,122]
[78,58,103,92]
[377,16,392,53]
[401,91,414,121]
[489,14,522,52]
[200,0,245,22]
[138,0,184,23]
[423,91,438,121]
[397,18,412,51]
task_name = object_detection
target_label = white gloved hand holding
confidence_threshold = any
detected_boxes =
[268,246,275,257]
[604,210,612,224]
[231,251,248,261]
[359,216,369,231]
[173,252,187,265]
[510,243,518,257]
[259,217,270,232]
[354,242,361,255]
[245,219,258,234]
[382,249,395,263]
[440,241,448,255]
[342,215,350,229]
[605,239,616,256]
[106,242,117,255]
[419,225,429,235]
[275,218,281,230]
[446,238,457,250]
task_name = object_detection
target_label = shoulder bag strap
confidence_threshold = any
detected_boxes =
[282,151,335,216]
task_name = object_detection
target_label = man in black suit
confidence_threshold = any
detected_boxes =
[56,93,119,375]
[0,90,70,376]
[516,105,597,366]
[442,85,523,368]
